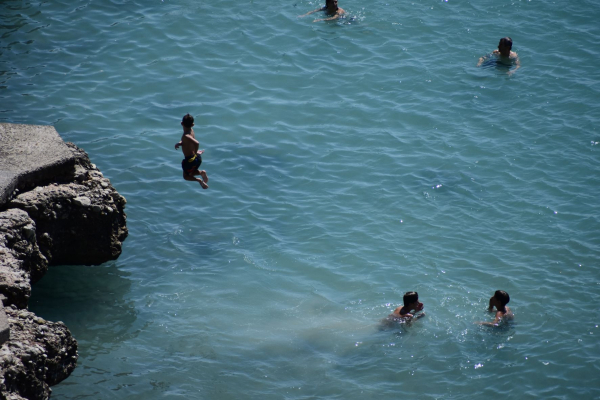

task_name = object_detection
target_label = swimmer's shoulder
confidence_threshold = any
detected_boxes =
[389,307,411,319]
[498,307,514,320]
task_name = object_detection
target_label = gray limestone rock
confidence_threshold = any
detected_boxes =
[0,307,9,345]
[0,306,77,400]
[0,209,47,308]
[8,145,128,266]
[0,124,127,399]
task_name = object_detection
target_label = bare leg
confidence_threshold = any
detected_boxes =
[199,170,209,184]
[198,179,209,189]
[183,172,209,189]
[191,169,209,185]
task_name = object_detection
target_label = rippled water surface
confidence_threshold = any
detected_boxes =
[3,0,600,398]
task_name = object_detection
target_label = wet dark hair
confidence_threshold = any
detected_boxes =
[403,291,419,306]
[182,113,194,128]
[325,0,338,9]
[499,37,513,50]
[494,290,510,306]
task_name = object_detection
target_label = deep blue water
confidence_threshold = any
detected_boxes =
[2,0,600,398]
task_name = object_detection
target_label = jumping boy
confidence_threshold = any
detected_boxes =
[477,37,520,75]
[175,113,209,189]
[387,291,426,322]
[477,290,513,326]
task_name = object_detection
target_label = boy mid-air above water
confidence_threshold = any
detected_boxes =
[477,290,513,327]
[175,113,209,189]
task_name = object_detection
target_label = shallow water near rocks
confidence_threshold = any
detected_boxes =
[3,0,600,398]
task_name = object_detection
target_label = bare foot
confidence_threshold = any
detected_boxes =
[200,170,209,183]
[198,179,209,189]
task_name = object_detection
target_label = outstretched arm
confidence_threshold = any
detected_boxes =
[477,311,502,326]
[314,14,339,22]
[314,9,344,22]
[477,50,497,67]
[477,54,489,67]
[174,140,182,149]
[299,6,324,17]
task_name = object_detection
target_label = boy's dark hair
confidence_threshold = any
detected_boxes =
[182,113,194,128]
[494,290,510,306]
[403,291,419,306]
[499,37,513,49]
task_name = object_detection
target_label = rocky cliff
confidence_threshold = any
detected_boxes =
[0,123,128,399]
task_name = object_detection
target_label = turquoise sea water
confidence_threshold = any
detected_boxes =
[3,0,600,398]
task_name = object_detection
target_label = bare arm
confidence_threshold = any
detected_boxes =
[477,53,491,67]
[477,311,503,326]
[188,135,200,154]
[178,133,200,156]
[314,9,344,22]
[508,55,520,75]
[477,50,501,67]
[404,303,426,320]
[299,6,324,17]
[314,15,340,22]
[174,140,182,149]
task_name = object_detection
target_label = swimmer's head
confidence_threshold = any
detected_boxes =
[498,37,513,51]
[493,290,510,307]
[182,113,194,128]
[403,291,419,306]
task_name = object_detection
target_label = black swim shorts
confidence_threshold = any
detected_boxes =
[181,153,202,175]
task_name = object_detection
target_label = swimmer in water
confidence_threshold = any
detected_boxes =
[476,290,513,327]
[477,37,520,75]
[298,0,345,22]
[175,113,209,189]
[386,291,426,323]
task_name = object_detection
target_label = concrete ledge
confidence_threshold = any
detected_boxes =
[0,123,76,207]
[0,171,19,208]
